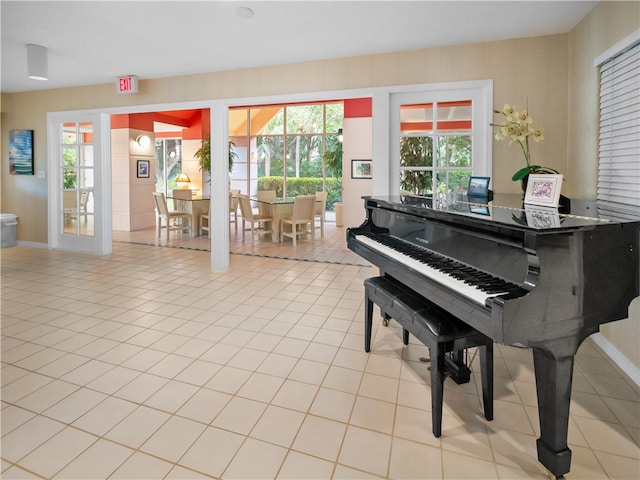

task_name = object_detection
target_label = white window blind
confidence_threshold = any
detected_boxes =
[598,41,640,217]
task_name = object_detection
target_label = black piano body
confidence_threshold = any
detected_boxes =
[347,193,639,479]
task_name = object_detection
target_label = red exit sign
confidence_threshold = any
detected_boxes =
[116,75,138,94]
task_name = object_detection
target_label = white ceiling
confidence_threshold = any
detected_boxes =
[1,1,598,94]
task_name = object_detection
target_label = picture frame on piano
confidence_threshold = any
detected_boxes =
[524,174,563,208]
[467,176,490,197]
[351,159,372,179]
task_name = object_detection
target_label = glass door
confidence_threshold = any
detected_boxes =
[49,112,111,254]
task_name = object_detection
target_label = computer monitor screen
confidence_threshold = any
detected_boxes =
[468,176,490,197]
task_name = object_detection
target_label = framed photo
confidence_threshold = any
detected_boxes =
[467,176,490,197]
[351,159,372,179]
[9,130,34,175]
[524,174,563,208]
[137,160,150,178]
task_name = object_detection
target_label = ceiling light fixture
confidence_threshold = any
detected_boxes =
[136,135,151,147]
[27,44,48,81]
[236,6,254,19]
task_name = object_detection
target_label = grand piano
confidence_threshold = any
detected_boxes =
[347,193,639,479]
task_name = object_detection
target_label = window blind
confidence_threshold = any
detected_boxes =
[597,41,640,215]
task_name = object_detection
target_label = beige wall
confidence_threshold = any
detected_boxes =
[1,33,570,244]
[567,1,640,369]
[1,3,638,365]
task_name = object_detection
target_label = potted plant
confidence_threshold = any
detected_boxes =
[492,101,559,184]
[194,136,238,179]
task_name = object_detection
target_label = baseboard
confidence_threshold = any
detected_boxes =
[16,240,48,249]
[591,332,640,387]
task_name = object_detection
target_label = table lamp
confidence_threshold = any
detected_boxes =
[176,173,191,189]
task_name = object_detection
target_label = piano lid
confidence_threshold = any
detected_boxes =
[363,194,640,233]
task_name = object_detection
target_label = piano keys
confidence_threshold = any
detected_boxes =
[347,193,639,479]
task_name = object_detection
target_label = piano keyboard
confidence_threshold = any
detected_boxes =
[355,233,523,307]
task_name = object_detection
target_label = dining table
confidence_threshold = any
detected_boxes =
[167,194,210,237]
[253,196,320,243]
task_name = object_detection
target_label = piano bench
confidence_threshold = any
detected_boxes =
[363,275,493,438]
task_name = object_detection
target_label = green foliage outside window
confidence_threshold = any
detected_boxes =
[400,134,472,194]
[258,176,342,211]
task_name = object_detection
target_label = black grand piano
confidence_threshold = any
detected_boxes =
[347,193,639,479]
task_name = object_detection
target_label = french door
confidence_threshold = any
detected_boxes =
[389,81,493,195]
[48,112,111,254]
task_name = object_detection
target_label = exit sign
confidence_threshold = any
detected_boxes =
[116,75,138,94]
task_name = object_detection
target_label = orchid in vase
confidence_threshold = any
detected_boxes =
[492,101,558,182]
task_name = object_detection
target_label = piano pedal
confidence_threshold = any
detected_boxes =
[444,351,472,384]
[419,357,430,363]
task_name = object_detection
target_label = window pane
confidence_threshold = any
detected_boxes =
[286,105,323,135]
[257,135,284,178]
[63,146,77,167]
[79,122,93,143]
[62,123,77,143]
[437,135,471,167]
[285,134,322,195]
[437,101,472,132]
[400,104,433,133]
[435,169,472,194]
[400,136,433,167]
[261,108,285,135]
[79,168,94,190]
[401,170,432,195]
[79,145,93,167]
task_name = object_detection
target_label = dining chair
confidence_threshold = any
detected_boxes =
[280,195,316,246]
[153,192,191,240]
[238,194,273,241]
[171,189,192,211]
[229,189,240,232]
[198,190,239,237]
[257,190,276,217]
[314,191,328,237]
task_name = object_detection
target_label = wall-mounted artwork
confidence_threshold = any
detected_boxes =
[351,159,372,179]
[9,130,34,175]
[137,160,150,178]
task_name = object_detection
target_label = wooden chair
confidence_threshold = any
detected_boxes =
[280,195,315,246]
[257,190,276,217]
[171,189,192,210]
[153,192,191,240]
[314,191,327,237]
[199,213,209,236]
[238,194,272,241]
[229,189,240,232]
[198,190,240,237]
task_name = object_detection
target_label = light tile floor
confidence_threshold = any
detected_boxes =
[1,241,639,479]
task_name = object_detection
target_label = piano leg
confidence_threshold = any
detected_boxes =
[364,290,373,352]
[533,347,574,479]
[480,340,494,421]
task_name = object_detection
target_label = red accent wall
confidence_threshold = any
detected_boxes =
[111,113,155,130]
[344,98,372,118]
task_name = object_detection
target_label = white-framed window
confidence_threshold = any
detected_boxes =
[595,32,640,217]
[388,80,493,196]
[398,100,473,195]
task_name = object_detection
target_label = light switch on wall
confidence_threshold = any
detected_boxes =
[37,170,46,178]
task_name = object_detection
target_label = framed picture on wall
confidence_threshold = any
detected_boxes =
[9,130,34,175]
[137,160,150,178]
[351,159,372,179]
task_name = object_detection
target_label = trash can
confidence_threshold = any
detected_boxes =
[1,214,18,248]
[334,203,343,227]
